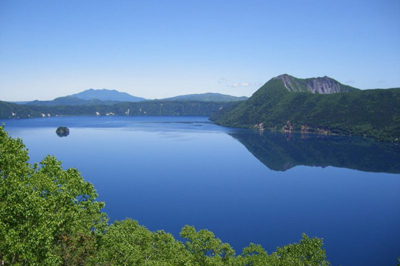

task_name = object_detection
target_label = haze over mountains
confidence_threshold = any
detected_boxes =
[21,89,248,106]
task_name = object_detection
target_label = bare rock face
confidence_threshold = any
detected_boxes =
[253,123,264,131]
[275,74,298,91]
[282,121,293,133]
[274,74,356,94]
[301,124,312,133]
[305,76,342,94]
[300,124,332,135]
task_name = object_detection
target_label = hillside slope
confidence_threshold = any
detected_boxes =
[162,93,248,102]
[212,75,400,141]
[26,96,119,106]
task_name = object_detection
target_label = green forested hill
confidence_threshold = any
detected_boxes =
[26,96,120,106]
[161,92,248,102]
[211,76,400,141]
[0,100,232,119]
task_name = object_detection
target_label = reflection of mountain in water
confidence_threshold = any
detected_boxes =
[230,131,400,174]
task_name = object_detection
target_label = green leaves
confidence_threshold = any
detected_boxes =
[97,219,192,266]
[0,126,107,265]
[180,225,235,266]
[272,234,331,266]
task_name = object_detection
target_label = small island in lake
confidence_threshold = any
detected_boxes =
[56,126,69,137]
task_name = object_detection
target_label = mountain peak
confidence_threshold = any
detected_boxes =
[273,74,357,94]
[70,89,146,102]
[275,73,293,78]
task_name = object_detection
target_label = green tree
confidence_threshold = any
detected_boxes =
[0,126,107,265]
[96,219,193,266]
[180,225,235,266]
[235,243,276,266]
[273,234,331,266]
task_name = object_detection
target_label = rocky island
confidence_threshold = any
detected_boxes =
[56,126,69,137]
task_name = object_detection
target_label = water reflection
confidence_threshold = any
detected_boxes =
[230,131,400,173]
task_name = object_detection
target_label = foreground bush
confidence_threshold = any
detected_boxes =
[0,126,331,265]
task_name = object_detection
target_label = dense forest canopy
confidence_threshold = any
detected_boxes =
[0,100,234,119]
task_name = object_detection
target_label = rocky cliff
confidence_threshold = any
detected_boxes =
[274,74,358,94]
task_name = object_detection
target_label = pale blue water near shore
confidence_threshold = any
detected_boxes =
[2,116,400,266]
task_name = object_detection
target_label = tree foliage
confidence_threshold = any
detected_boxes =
[0,126,107,265]
[0,126,332,265]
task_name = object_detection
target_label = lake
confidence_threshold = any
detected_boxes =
[1,116,400,266]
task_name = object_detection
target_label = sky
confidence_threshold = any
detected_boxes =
[0,0,399,101]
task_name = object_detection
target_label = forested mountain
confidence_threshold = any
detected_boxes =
[161,93,248,102]
[211,75,400,142]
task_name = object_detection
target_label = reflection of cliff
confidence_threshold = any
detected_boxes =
[230,131,400,174]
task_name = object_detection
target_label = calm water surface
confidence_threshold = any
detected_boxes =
[2,116,400,266]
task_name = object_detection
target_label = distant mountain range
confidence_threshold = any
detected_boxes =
[26,96,117,106]
[161,93,248,102]
[211,74,400,141]
[25,89,145,106]
[22,89,247,106]
[70,88,146,102]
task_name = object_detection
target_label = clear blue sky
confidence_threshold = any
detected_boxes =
[1,0,399,101]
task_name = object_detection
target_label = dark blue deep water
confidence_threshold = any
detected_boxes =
[2,116,400,266]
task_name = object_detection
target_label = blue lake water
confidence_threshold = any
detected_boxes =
[1,116,400,266]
